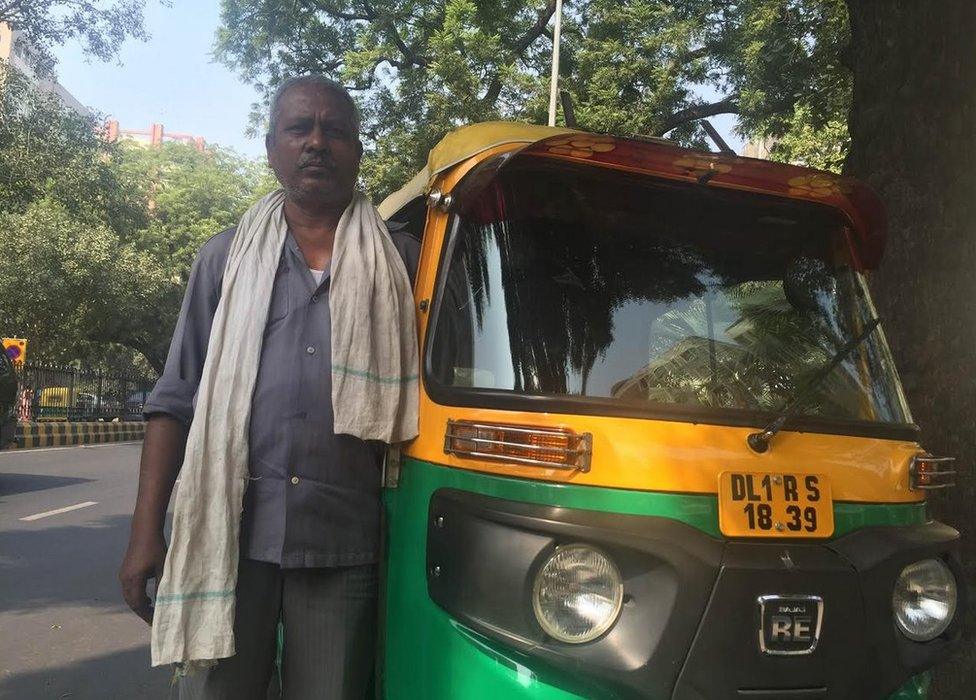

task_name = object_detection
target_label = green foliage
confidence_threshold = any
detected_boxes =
[709,0,851,139]
[0,64,271,371]
[117,141,276,283]
[215,0,721,198]
[707,0,851,172]
[214,0,854,199]
[0,0,154,75]
[562,0,713,146]
[0,65,146,234]
[0,197,173,366]
[769,106,848,173]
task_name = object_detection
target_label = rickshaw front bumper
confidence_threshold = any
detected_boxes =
[426,489,964,699]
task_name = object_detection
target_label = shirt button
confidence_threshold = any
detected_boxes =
[306,345,315,355]
[291,476,300,485]
[311,294,319,303]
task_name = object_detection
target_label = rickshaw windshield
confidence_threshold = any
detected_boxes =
[428,159,913,430]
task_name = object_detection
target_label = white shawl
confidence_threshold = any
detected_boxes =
[150,189,419,668]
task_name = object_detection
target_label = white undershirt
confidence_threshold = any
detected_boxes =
[309,268,326,285]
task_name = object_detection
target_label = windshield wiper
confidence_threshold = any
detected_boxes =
[747,317,882,453]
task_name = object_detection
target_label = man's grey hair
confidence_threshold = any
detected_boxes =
[267,75,361,136]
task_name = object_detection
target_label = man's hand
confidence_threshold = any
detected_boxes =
[119,414,188,624]
[119,530,167,625]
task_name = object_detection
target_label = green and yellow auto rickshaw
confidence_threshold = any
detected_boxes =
[375,122,964,699]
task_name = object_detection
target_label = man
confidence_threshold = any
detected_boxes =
[118,76,420,698]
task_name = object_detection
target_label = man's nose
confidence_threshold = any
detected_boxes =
[306,123,329,151]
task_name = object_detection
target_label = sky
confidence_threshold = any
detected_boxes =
[50,1,743,159]
[52,1,266,158]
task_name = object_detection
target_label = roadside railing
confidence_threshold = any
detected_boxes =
[15,362,156,422]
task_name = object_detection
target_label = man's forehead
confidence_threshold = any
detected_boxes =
[276,85,353,121]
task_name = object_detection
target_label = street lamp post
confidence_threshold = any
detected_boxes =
[547,0,564,127]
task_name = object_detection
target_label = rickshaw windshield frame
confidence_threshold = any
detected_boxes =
[423,154,919,442]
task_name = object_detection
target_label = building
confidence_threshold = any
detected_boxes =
[104,120,207,152]
[0,22,91,116]
[742,137,775,160]
[2,23,206,152]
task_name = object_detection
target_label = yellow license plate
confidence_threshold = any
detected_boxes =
[718,472,833,538]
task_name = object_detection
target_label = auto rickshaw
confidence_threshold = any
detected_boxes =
[375,122,964,699]
[34,386,85,420]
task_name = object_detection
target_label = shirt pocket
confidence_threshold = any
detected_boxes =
[264,263,291,333]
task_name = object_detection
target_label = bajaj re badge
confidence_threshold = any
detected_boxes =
[758,595,823,655]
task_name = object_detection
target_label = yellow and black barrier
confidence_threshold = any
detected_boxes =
[15,421,145,449]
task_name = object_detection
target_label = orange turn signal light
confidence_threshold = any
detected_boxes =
[444,419,592,472]
[909,453,956,491]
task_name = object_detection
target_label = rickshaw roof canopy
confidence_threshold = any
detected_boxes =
[378,121,886,268]
[378,122,579,218]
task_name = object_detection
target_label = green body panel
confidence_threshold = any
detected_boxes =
[835,501,928,534]
[381,457,930,699]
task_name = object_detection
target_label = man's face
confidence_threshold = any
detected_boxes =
[266,84,363,209]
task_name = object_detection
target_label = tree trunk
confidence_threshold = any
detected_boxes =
[845,2,976,694]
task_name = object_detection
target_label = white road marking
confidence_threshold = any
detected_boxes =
[20,501,99,522]
[81,441,142,449]
[0,441,142,456]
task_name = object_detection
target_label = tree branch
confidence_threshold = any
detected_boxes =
[362,0,429,67]
[560,90,577,127]
[655,95,740,135]
[0,0,28,24]
[479,1,557,108]
[512,0,557,55]
[480,77,503,107]
[312,0,374,22]
[350,55,405,90]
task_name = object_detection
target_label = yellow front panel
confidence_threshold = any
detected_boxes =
[405,398,922,503]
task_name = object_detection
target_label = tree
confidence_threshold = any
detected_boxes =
[1,65,274,372]
[215,0,737,198]
[0,64,146,235]
[117,141,276,285]
[1,64,164,368]
[768,106,848,174]
[0,0,152,75]
[214,1,859,200]
[0,197,172,368]
[843,2,976,694]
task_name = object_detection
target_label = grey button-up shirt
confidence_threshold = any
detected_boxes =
[144,222,420,568]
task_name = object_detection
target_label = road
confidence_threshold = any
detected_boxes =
[0,441,173,699]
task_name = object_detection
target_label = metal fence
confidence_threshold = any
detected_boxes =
[15,362,157,422]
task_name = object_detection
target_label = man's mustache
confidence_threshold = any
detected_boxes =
[297,153,336,169]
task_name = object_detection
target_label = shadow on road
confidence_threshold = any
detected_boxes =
[0,645,172,699]
[0,472,93,499]
[0,513,133,614]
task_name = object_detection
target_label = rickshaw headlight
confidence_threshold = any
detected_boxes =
[532,544,623,644]
[892,558,957,641]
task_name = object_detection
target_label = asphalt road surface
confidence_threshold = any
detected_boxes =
[0,441,174,699]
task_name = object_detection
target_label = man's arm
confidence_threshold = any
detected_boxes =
[119,416,188,623]
[118,229,232,624]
